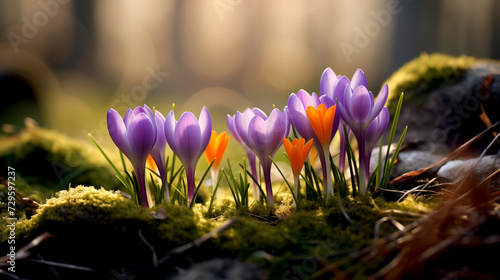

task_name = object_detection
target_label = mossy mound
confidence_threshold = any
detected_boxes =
[0,185,436,279]
[384,53,476,114]
[0,125,120,202]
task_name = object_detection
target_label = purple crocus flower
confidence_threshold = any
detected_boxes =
[164,107,212,203]
[227,108,265,200]
[364,107,390,175]
[320,69,353,172]
[337,69,389,195]
[107,105,156,208]
[150,110,169,201]
[235,108,289,206]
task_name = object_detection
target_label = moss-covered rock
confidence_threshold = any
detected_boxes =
[0,125,121,202]
[384,53,476,114]
[1,186,151,242]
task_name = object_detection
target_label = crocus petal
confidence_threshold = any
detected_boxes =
[204,131,218,165]
[306,105,325,144]
[164,110,178,152]
[198,106,212,152]
[319,95,336,109]
[174,112,202,167]
[287,93,318,141]
[126,113,156,168]
[282,106,290,139]
[332,76,350,104]
[214,132,229,167]
[303,139,314,160]
[289,145,303,174]
[247,116,269,158]
[320,68,337,97]
[142,104,155,122]
[322,105,336,145]
[366,107,389,142]
[349,86,373,124]
[296,89,311,107]
[267,108,288,151]
[307,92,321,108]
[351,68,368,89]
[150,110,167,178]
[107,109,129,154]
[123,108,135,128]
[244,108,287,160]
[370,84,389,120]
[205,131,229,168]
[252,107,268,119]
[284,137,313,177]
[283,137,293,154]
[227,114,243,144]
[154,111,166,150]
[235,111,252,146]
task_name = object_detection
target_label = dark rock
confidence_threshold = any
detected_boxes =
[170,258,267,280]
[437,155,500,186]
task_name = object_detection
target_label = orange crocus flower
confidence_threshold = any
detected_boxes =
[306,103,337,199]
[305,104,337,147]
[283,138,314,176]
[147,154,159,174]
[204,130,230,169]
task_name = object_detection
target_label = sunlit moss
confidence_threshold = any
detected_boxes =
[384,53,476,114]
[0,126,121,202]
[374,194,436,214]
[195,198,237,219]
[4,186,150,241]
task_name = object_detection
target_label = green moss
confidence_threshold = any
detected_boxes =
[385,53,476,114]
[0,180,439,279]
[0,125,121,202]
[216,217,287,259]
[152,201,214,247]
[195,198,237,219]
[374,194,436,214]
[2,186,150,241]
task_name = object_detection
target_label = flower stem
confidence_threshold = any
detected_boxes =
[322,147,334,200]
[248,153,260,200]
[159,161,170,203]
[316,144,328,196]
[262,159,274,207]
[135,165,149,208]
[211,168,219,199]
[164,180,170,203]
[293,174,299,207]
[358,134,367,196]
[186,167,196,203]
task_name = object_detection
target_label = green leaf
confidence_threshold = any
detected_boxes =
[270,156,298,209]
[189,159,215,209]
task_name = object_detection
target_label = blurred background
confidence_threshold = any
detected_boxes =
[1,0,499,148]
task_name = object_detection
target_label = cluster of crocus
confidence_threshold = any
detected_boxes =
[105,67,391,209]
[287,83,341,200]
[228,108,290,206]
[107,105,212,207]
[336,69,389,195]
[284,67,390,198]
